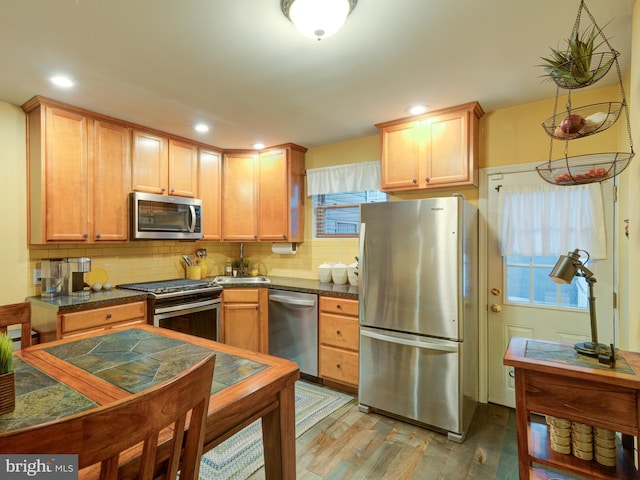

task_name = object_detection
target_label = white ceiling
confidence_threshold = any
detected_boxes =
[0,0,634,149]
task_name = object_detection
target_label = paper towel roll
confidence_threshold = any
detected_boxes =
[272,242,297,254]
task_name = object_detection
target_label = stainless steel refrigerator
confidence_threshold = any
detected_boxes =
[358,196,478,442]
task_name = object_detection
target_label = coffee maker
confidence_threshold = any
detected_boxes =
[40,259,65,298]
[63,257,92,297]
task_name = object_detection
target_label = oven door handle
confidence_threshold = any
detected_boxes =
[155,298,221,316]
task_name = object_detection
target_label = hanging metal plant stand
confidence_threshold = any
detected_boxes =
[535,0,634,186]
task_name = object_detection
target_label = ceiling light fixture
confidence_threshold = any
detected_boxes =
[408,105,428,115]
[281,0,358,41]
[194,123,209,133]
[50,75,74,88]
[253,143,266,150]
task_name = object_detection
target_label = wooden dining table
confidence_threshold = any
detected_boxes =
[0,324,300,479]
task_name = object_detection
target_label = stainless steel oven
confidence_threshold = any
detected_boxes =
[117,279,223,341]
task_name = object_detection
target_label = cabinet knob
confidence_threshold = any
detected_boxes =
[412,178,417,184]
[336,330,341,335]
[282,235,287,239]
[255,306,259,310]
[254,235,257,239]
[336,364,341,369]
[336,304,342,309]
[424,177,430,183]
[161,187,166,192]
[106,313,112,319]
[171,189,175,193]
[83,233,89,239]
[95,233,101,239]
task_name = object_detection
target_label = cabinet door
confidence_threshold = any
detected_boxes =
[131,130,168,194]
[222,153,258,241]
[424,110,470,187]
[45,107,89,242]
[258,149,289,241]
[380,121,421,191]
[168,139,198,197]
[93,120,131,242]
[222,303,260,352]
[199,148,222,241]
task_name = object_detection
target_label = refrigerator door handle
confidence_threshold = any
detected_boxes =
[360,328,458,352]
[358,222,366,319]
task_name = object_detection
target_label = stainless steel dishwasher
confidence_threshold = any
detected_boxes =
[268,289,318,377]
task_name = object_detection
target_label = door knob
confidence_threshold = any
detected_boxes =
[490,304,502,313]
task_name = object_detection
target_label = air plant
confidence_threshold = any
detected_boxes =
[540,24,615,88]
[0,333,13,375]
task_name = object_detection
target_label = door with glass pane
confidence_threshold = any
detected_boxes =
[487,168,615,408]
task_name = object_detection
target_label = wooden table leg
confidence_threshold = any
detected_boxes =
[261,382,296,480]
[514,369,530,479]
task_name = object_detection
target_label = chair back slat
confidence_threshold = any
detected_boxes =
[0,302,32,348]
[0,351,215,480]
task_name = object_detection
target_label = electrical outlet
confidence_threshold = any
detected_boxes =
[33,269,42,285]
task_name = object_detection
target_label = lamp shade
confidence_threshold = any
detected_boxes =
[549,249,581,284]
[286,0,353,40]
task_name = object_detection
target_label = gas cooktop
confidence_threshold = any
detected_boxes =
[117,278,222,297]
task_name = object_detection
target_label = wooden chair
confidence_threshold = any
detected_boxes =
[1,352,216,480]
[0,301,32,348]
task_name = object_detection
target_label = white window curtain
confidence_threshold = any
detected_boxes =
[499,183,606,259]
[306,161,380,196]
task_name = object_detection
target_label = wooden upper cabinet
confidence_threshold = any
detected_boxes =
[258,146,306,242]
[222,152,259,241]
[168,139,198,197]
[377,101,484,192]
[23,97,132,244]
[131,130,169,195]
[42,107,89,242]
[199,148,222,241]
[92,120,131,242]
[131,132,198,197]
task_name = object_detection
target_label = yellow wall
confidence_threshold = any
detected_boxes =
[0,102,29,304]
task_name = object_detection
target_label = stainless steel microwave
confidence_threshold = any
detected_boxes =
[130,192,203,240]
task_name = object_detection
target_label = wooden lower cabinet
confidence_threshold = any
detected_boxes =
[29,300,147,341]
[221,288,268,353]
[319,296,359,390]
[60,301,147,338]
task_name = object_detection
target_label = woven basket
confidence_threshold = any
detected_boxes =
[0,371,15,415]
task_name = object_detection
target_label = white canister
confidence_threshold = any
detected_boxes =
[318,263,332,283]
[347,262,358,286]
[332,262,348,285]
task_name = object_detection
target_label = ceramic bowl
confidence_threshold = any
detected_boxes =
[573,448,593,461]
[572,438,593,452]
[550,432,571,446]
[547,416,571,429]
[594,427,616,440]
[571,430,593,444]
[595,451,617,467]
[571,422,592,434]
[550,442,571,455]
[594,435,616,449]
[549,425,571,438]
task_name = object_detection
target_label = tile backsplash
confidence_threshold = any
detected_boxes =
[27,239,358,296]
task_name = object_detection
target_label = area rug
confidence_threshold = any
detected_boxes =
[198,380,353,480]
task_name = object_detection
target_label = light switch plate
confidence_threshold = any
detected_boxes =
[33,269,41,284]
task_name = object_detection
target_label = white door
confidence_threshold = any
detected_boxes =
[486,167,616,408]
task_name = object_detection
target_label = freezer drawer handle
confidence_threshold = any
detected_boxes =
[268,294,316,307]
[361,329,458,352]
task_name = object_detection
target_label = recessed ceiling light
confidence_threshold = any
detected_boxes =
[50,75,74,88]
[194,123,209,133]
[253,143,265,150]
[408,105,428,115]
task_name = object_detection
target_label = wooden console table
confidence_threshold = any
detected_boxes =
[504,337,640,479]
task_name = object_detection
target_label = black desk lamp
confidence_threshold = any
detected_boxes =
[549,249,613,359]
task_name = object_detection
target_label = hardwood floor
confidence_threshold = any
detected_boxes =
[247,388,587,480]
[247,394,512,479]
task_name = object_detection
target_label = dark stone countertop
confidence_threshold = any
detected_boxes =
[26,289,149,313]
[25,275,358,314]
[226,276,359,299]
